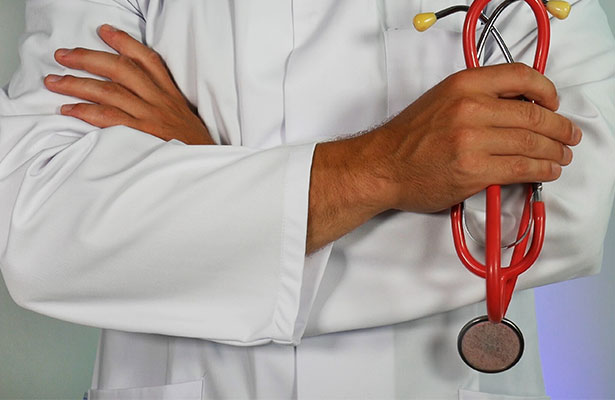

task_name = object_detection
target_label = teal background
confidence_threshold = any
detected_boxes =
[0,1,614,399]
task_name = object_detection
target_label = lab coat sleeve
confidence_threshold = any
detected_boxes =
[0,0,318,346]
[484,0,615,287]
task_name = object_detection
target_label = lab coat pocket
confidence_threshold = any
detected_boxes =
[88,378,204,400]
[383,27,465,118]
[458,389,550,400]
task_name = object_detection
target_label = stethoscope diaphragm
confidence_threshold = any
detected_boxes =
[457,315,524,373]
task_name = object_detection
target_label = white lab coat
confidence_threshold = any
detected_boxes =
[0,0,613,398]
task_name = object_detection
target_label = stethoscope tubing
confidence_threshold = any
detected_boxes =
[452,0,550,323]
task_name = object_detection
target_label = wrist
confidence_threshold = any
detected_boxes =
[306,129,397,253]
[324,130,396,216]
[354,126,402,212]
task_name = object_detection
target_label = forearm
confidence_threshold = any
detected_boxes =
[306,131,392,254]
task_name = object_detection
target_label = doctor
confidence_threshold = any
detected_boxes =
[0,0,614,398]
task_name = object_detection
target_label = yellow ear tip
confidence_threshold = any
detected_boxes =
[546,1,571,20]
[413,13,437,32]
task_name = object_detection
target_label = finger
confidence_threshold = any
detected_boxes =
[488,155,562,185]
[45,74,150,119]
[97,24,184,99]
[60,103,139,130]
[54,47,163,105]
[480,128,573,166]
[482,97,582,147]
[463,63,559,111]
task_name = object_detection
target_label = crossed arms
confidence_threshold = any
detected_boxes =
[44,25,580,254]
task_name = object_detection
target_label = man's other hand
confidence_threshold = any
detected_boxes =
[307,63,582,252]
[369,63,582,213]
[44,24,214,145]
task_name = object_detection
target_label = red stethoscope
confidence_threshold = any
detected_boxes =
[414,0,571,373]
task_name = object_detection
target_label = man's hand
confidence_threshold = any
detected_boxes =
[371,63,582,213]
[44,24,214,145]
[307,63,582,253]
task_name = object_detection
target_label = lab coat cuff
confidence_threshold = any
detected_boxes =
[269,142,330,345]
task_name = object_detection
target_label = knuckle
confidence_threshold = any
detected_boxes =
[59,74,77,85]
[525,104,545,127]
[447,70,470,91]
[521,131,538,153]
[452,126,477,150]
[447,71,463,88]
[452,151,479,180]
[100,107,117,120]
[100,82,122,97]
[116,54,137,71]
[70,47,88,58]
[511,158,530,178]
[70,103,88,114]
[511,62,532,82]
[452,96,481,118]
[116,54,130,66]
[146,49,164,66]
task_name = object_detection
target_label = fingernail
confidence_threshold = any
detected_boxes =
[100,24,118,33]
[56,48,71,57]
[563,146,573,163]
[573,125,583,144]
[61,104,75,113]
[552,162,562,176]
[46,74,63,83]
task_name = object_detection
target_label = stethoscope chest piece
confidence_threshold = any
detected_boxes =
[458,316,524,373]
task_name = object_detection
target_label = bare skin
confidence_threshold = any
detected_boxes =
[44,25,582,255]
[307,66,580,252]
[45,25,213,145]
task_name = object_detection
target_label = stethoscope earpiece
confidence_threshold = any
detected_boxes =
[414,1,571,32]
[413,13,438,32]
[546,1,571,20]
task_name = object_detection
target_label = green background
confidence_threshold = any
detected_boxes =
[0,1,614,399]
